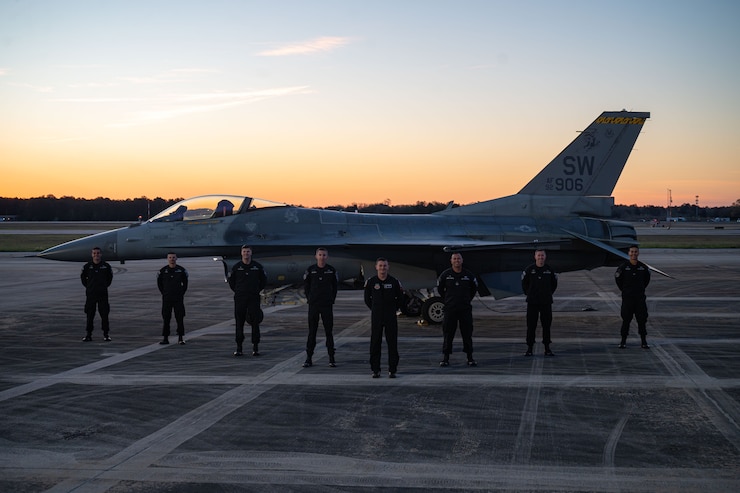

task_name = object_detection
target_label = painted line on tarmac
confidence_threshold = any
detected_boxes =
[0,305,294,403]
[41,317,373,493]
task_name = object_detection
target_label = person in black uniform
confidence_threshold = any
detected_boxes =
[302,247,338,368]
[157,252,189,345]
[615,244,651,349]
[437,252,479,367]
[81,246,113,342]
[228,245,267,356]
[364,257,403,378]
[521,249,558,356]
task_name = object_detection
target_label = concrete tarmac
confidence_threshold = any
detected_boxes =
[0,250,739,492]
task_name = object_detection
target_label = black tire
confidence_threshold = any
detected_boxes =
[422,296,445,324]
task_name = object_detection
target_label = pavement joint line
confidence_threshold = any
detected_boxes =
[44,318,403,492]
[650,338,740,452]
[597,289,740,457]
[646,312,740,451]
[8,372,740,389]
[550,296,740,302]
[597,290,622,313]
[5,331,740,392]
[0,304,296,403]
[43,310,313,493]
[510,348,543,466]
[42,314,375,493]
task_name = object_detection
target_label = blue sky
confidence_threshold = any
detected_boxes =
[1,0,738,207]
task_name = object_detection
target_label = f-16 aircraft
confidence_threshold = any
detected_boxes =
[40,110,654,322]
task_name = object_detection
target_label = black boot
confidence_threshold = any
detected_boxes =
[544,345,554,356]
[252,344,260,356]
[329,353,336,368]
[525,345,533,356]
[234,345,243,356]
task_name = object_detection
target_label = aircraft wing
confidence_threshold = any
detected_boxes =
[562,229,674,279]
[442,240,570,252]
[344,239,569,251]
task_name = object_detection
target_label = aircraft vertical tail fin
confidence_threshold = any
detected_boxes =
[518,110,650,197]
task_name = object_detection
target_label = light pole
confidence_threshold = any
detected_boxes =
[695,195,699,221]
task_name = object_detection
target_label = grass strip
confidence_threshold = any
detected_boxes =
[0,234,85,252]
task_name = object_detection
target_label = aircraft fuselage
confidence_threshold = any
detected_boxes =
[39,203,636,297]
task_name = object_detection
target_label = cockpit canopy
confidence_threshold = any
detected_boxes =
[150,195,286,222]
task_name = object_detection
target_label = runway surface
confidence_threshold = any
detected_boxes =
[0,249,738,492]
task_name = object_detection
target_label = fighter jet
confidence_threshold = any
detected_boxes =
[40,110,652,322]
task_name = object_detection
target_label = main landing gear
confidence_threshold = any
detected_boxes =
[401,291,445,325]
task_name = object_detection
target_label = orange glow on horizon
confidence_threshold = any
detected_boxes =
[2,132,737,208]
[2,124,738,209]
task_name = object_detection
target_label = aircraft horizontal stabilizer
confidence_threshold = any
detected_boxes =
[562,229,674,279]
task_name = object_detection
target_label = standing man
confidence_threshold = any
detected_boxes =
[615,245,651,349]
[521,249,558,356]
[364,258,403,378]
[157,252,189,345]
[302,247,338,368]
[81,246,113,342]
[437,252,479,367]
[229,245,267,356]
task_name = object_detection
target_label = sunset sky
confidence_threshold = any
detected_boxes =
[1,0,738,208]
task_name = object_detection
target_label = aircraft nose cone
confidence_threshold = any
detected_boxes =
[38,230,119,262]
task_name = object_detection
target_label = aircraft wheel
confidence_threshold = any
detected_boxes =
[422,296,445,324]
[400,294,422,316]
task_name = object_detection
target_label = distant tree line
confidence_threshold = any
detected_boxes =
[1,196,739,221]
[612,200,740,221]
[322,200,452,214]
[0,196,181,221]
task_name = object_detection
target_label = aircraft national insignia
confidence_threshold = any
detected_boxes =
[285,209,299,223]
